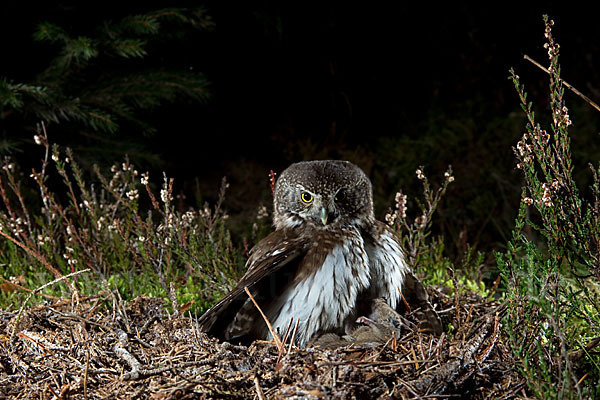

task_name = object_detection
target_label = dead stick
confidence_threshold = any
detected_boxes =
[287,318,300,355]
[10,268,90,342]
[524,54,600,113]
[244,286,283,351]
[84,349,89,400]
[254,376,267,400]
[0,276,60,300]
[114,329,142,379]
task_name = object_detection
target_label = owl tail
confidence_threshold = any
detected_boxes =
[401,271,443,335]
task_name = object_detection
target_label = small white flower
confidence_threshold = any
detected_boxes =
[33,135,43,145]
[385,212,397,226]
[140,172,150,185]
[182,210,195,224]
[416,169,424,180]
[257,205,269,220]
[415,213,427,228]
[126,189,139,201]
[160,189,170,203]
[394,192,407,219]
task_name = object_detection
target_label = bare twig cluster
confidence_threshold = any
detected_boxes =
[0,286,519,399]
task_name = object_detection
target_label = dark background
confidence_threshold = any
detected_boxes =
[1,1,599,259]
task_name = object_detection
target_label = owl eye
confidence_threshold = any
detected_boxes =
[334,189,346,202]
[301,192,314,203]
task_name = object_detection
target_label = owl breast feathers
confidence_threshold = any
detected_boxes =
[198,160,409,347]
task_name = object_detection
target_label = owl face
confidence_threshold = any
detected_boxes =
[273,160,374,230]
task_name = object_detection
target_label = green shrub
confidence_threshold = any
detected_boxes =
[497,15,600,399]
[0,125,244,313]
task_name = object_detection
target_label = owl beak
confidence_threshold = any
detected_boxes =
[319,207,328,225]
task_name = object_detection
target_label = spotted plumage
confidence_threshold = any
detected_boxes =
[198,160,409,347]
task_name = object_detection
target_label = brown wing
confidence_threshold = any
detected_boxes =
[198,228,310,341]
[401,270,443,334]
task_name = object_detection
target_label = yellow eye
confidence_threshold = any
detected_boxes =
[335,190,345,202]
[301,192,313,203]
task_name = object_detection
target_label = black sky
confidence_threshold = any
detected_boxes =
[1,1,598,230]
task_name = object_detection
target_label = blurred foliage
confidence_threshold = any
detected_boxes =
[0,7,212,166]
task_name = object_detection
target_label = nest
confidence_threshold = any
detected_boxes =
[0,288,524,399]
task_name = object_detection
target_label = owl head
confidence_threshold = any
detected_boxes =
[273,160,374,230]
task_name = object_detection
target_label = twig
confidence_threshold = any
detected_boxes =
[168,281,179,318]
[114,329,142,379]
[400,290,411,313]
[244,286,283,351]
[0,230,74,291]
[524,54,600,113]
[287,318,300,355]
[122,353,235,380]
[254,376,267,400]
[276,318,294,365]
[10,268,90,342]
[280,318,294,348]
[0,276,60,300]
[84,348,89,400]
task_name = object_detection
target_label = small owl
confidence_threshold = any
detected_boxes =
[311,298,406,348]
[198,160,408,347]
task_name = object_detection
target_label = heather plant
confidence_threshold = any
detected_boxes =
[384,166,453,269]
[497,16,600,398]
[0,124,245,312]
[384,166,490,300]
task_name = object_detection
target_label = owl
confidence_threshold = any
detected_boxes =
[198,160,409,347]
[310,298,406,348]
